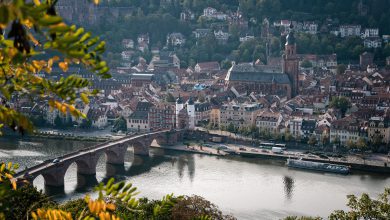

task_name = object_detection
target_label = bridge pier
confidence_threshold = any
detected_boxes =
[106,143,127,165]
[106,163,126,177]
[76,152,102,175]
[41,164,68,187]
[76,174,98,190]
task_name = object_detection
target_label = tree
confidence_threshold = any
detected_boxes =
[328,188,390,220]
[336,64,347,75]
[197,93,206,103]
[329,96,352,117]
[30,115,46,127]
[112,116,127,132]
[300,60,312,68]
[2,185,56,220]
[171,195,235,220]
[345,139,356,150]
[356,138,367,151]
[227,123,235,133]
[54,115,63,128]
[285,131,293,142]
[320,133,329,147]
[79,119,92,129]
[0,0,109,134]
[372,133,383,149]
[307,135,317,147]
[332,135,341,147]
[165,93,175,103]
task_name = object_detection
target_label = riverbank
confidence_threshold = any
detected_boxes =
[151,140,228,156]
[153,140,390,175]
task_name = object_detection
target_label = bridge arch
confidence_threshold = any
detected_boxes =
[130,139,150,156]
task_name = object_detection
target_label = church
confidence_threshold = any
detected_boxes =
[225,24,299,99]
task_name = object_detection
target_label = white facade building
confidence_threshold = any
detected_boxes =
[339,25,361,38]
[288,118,303,138]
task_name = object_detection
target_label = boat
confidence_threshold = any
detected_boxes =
[286,158,350,174]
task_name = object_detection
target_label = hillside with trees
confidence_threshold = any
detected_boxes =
[81,0,390,67]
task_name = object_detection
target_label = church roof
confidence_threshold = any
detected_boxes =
[176,95,183,104]
[226,63,290,84]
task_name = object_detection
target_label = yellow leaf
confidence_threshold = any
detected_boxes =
[48,100,55,108]
[80,93,89,104]
[106,203,116,211]
[60,105,67,114]
[24,20,34,29]
[44,67,52,73]
[11,179,17,190]
[48,58,53,67]
[94,0,99,5]
[68,105,76,112]
[5,173,13,179]
[33,0,41,5]
[59,62,68,72]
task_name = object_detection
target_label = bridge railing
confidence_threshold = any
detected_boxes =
[15,129,179,178]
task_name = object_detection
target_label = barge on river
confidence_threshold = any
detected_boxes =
[286,158,350,174]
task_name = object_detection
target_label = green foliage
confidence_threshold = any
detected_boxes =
[346,139,356,149]
[300,60,312,68]
[171,195,236,220]
[54,114,63,128]
[329,188,390,220]
[153,193,182,219]
[30,115,46,127]
[165,93,175,103]
[79,119,92,129]
[307,135,317,146]
[112,116,127,132]
[59,199,86,219]
[329,96,351,117]
[336,64,347,75]
[95,178,140,211]
[283,217,322,220]
[227,123,235,133]
[1,185,57,220]
[0,0,109,133]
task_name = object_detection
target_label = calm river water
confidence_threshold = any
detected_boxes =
[1,137,389,220]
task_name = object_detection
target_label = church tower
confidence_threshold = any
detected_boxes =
[187,97,195,130]
[175,95,184,129]
[283,23,299,98]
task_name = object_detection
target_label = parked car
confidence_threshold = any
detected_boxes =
[52,158,60,163]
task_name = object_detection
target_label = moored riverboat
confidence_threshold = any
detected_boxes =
[286,158,350,174]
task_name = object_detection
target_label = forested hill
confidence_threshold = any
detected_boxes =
[81,0,390,67]
[99,0,390,34]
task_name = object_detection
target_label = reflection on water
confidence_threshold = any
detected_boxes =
[176,154,196,181]
[283,176,294,200]
[2,138,390,219]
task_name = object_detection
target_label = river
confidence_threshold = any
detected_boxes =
[1,137,389,220]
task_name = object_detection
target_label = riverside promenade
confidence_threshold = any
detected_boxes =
[153,128,390,174]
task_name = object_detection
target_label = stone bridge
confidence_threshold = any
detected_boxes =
[15,129,184,187]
